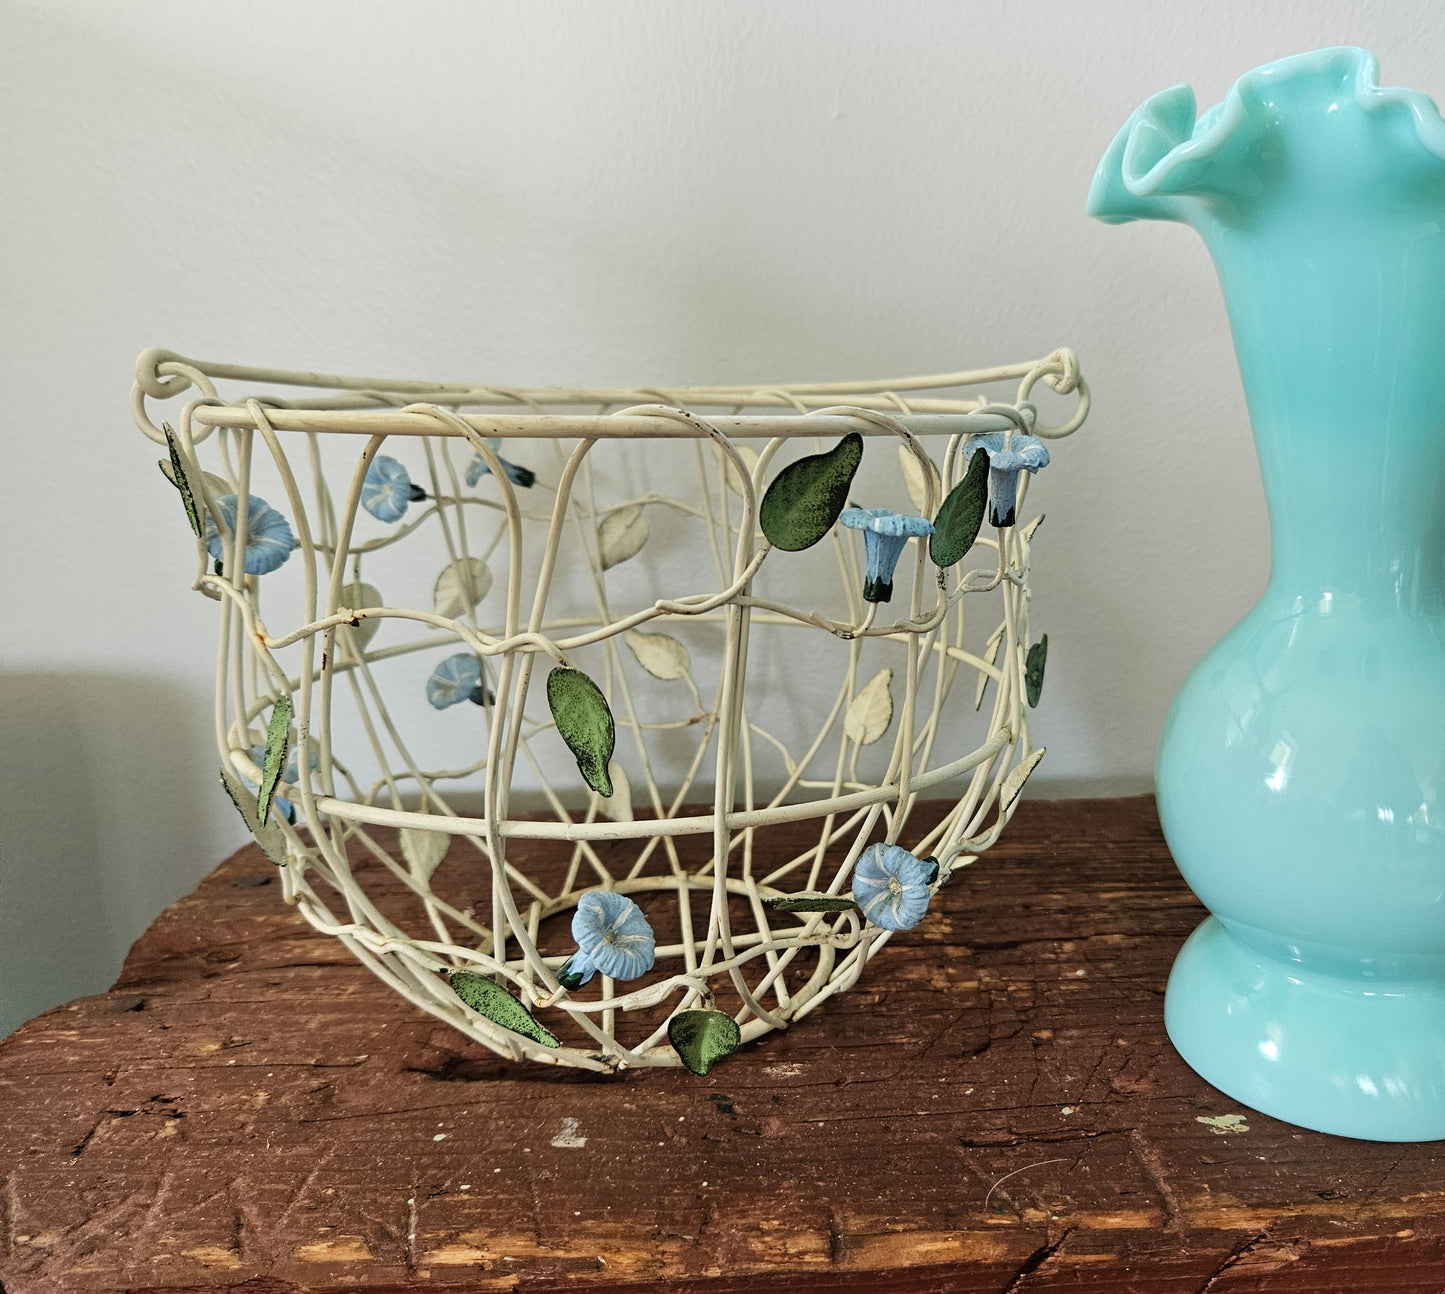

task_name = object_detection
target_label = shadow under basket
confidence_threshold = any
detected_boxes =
[132,345,1088,1073]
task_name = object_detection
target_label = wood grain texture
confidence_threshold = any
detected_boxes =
[3,797,1444,1293]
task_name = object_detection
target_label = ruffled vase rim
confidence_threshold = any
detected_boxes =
[1087,46,1445,223]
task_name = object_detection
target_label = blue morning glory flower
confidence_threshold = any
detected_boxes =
[963,432,1050,528]
[466,438,536,489]
[838,507,935,603]
[560,890,656,985]
[361,454,426,523]
[426,653,493,709]
[851,842,934,931]
[204,494,296,575]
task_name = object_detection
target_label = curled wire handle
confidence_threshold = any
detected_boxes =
[135,347,198,401]
[1018,348,1090,439]
[133,352,225,445]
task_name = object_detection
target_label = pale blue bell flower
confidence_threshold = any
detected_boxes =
[361,455,425,523]
[466,438,536,489]
[204,494,295,575]
[426,653,493,709]
[963,432,1050,528]
[851,842,934,930]
[838,507,935,603]
[562,890,656,985]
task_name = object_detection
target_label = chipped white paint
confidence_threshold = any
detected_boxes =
[550,1117,588,1148]
[766,1063,805,1078]
[1196,1113,1250,1135]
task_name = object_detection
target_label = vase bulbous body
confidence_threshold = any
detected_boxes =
[1090,48,1445,1140]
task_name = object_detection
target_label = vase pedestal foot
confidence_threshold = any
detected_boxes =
[1165,917,1445,1142]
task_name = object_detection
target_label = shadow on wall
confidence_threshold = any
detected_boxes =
[0,673,228,1039]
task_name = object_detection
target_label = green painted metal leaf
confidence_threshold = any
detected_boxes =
[162,423,202,537]
[759,433,863,551]
[929,448,989,568]
[256,696,292,827]
[547,666,615,797]
[762,894,858,913]
[219,766,287,866]
[921,856,940,886]
[449,971,560,1048]
[1025,634,1048,708]
[668,1009,742,1076]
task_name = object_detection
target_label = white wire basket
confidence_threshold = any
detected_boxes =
[132,346,1087,1074]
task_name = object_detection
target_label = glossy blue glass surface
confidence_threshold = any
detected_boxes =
[1090,48,1445,1140]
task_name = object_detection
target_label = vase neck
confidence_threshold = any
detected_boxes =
[1253,415,1445,613]
[1201,221,1445,611]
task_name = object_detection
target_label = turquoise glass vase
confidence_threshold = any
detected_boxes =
[1089,48,1445,1141]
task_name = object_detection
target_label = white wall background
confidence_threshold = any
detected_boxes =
[5,0,1442,1035]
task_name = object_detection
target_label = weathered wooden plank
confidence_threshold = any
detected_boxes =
[1,798,1443,1293]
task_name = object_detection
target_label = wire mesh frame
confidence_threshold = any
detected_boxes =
[132,346,1089,1072]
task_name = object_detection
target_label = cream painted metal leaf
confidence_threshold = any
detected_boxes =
[219,766,287,866]
[897,443,939,515]
[625,629,691,681]
[724,445,760,497]
[399,827,451,882]
[843,668,894,746]
[159,456,231,502]
[594,761,634,822]
[433,558,492,619]
[1000,746,1047,814]
[338,582,384,653]
[598,504,649,570]
[976,621,1006,711]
